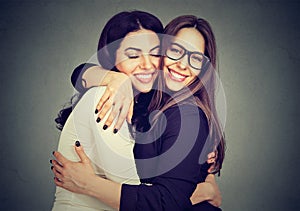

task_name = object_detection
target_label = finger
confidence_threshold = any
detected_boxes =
[54,176,64,187]
[207,151,216,159]
[53,151,69,166]
[53,167,64,182]
[126,101,134,124]
[104,100,122,128]
[74,142,90,164]
[52,160,63,173]
[207,158,216,164]
[98,98,114,121]
[113,100,131,131]
[95,88,111,113]
[208,165,215,173]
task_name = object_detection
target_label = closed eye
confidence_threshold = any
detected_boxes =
[127,55,140,59]
[149,46,161,57]
[125,48,141,59]
[150,54,161,58]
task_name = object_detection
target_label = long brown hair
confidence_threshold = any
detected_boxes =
[150,15,226,174]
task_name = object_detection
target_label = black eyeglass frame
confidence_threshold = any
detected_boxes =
[165,42,210,71]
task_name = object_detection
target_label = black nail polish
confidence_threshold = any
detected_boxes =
[103,125,108,130]
[95,109,98,114]
[52,151,55,155]
[113,128,118,134]
[96,117,101,123]
[51,166,53,170]
[75,140,81,147]
[50,160,52,164]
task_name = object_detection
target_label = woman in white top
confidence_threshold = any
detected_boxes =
[52,11,162,211]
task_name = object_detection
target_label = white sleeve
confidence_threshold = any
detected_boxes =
[53,87,140,211]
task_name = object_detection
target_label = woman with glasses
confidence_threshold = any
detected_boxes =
[53,11,223,210]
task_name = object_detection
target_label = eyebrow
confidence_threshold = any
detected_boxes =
[124,47,142,52]
[124,45,160,53]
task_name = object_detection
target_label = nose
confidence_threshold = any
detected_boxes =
[139,55,153,70]
[177,54,189,70]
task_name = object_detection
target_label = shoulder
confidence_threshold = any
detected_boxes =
[73,86,106,112]
[79,86,106,105]
[82,86,106,98]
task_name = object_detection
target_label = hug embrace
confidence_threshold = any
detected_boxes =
[51,10,226,211]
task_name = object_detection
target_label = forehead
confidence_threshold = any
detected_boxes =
[173,27,205,52]
[118,29,160,50]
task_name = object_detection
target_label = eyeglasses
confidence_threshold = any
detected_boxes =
[165,43,210,71]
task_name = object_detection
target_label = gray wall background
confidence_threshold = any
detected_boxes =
[1,0,299,210]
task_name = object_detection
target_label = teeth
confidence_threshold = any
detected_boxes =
[136,74,152,79]
[170,70,185,79]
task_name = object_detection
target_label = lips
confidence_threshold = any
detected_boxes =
[167,68,188,82]
[134,71,156,83]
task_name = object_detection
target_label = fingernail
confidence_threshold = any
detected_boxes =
[103,125,108,130]
[52,151,55,155]
[51,166,53,170]
[75,140,81,147]
[113,128,118,134]
[96,117,101,123]
[95,109,98,114]
[50,160,52,164]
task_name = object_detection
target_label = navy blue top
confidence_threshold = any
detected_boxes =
[121,104,210,210]
[71,63,221,211]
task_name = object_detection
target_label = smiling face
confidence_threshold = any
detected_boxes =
[163,27,205,91]
[115,29,160,93]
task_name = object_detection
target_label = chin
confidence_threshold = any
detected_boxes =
[165,81,184,92]
[136,86,152,93]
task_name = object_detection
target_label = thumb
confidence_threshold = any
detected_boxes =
[74,141,90,164]
[126,101,134,124]
[205,174,215,183]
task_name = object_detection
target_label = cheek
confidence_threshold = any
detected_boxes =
[163,57,173,67]
[116,60,137,74]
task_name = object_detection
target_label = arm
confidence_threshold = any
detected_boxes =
[71,63,134,130]
[52,144,122,210]
[51,146,221,211]
[189,152,221,206]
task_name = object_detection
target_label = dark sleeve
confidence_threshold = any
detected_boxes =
[189,202,222,211]
[71,63,97,93]
[120,105,210,211]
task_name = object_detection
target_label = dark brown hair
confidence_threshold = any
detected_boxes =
[55,11,163,130]
[97,11,163,71]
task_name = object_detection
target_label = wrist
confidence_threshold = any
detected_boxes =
[102,70,114,85]
[102,71,127,85]
[84,174,101,196]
